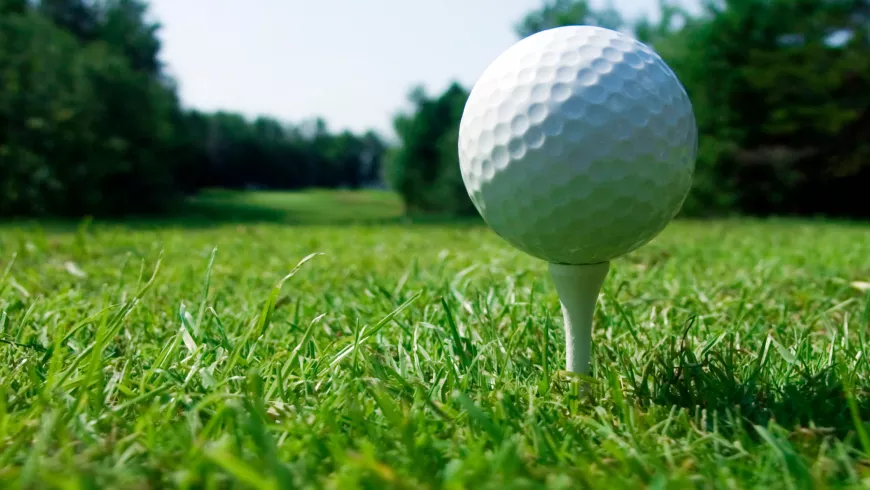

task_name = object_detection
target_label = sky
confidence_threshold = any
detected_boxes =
[148,0,699,138]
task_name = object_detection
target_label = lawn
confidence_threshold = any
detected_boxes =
[1,190,870,489]
[178,189,406,226]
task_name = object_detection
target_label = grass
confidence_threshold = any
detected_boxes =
[177,189,406,226]
[1,190,870,489]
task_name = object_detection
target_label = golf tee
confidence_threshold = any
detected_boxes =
[548,261,610,375]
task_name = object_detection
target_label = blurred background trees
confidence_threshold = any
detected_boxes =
[385,84,473,215]
[391,0,870,218]
[0,0,386,217]
[1,0,868,218]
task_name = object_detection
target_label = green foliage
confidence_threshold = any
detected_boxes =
[0,1,184,216]
[5,0,869,218]
[97,0,162,75]
[515,0,624,38]
[0,10,180,216]
[200,114,386,191]
[1,195,870,487]
[0,1,388,218]
[0,0,27,14]
[397,0,870,218]
[387,83,476,215]
[516,0,870,218]
[37,0,99,41]
[673,0,870,217]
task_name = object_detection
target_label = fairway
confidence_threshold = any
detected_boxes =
[2,191,870,488]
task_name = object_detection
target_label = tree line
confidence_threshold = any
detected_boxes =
[3,0,868,219]
[0,0,386,217]
[388,0,870,218]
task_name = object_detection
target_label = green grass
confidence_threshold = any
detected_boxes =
[2,190,870,488]
[178,189,406,225]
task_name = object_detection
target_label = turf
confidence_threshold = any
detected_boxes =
[1,191,870,489]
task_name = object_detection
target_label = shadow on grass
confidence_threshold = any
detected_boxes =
[143,199,484,229]
[610,329,870,438]
[0,189,486,231]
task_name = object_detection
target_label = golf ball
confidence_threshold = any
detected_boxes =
[458,25,697,265]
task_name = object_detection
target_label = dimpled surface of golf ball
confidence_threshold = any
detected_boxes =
[458,25,697,265]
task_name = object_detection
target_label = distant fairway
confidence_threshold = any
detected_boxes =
[180,189,406,225]
[1,190,870,488]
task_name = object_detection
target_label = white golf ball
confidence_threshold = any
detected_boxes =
[458,25,697,265]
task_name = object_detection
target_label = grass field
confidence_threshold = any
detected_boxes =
[2,190,870,489]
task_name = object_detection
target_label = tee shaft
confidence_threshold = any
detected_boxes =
[548,261,610,374]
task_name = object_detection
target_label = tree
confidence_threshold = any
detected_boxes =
[515,0,624,38]
[671,0,870,216]
[0,11,180,216]
[0,2,390,217]
[383,0,632,217]
[387,83,474,214]
[513,0,870,218]
[359,131,387,187]
[37,0,99,41]
[97,0,163,76]
[0,0,27,14]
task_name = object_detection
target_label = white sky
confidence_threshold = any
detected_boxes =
[148,0,699,137]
